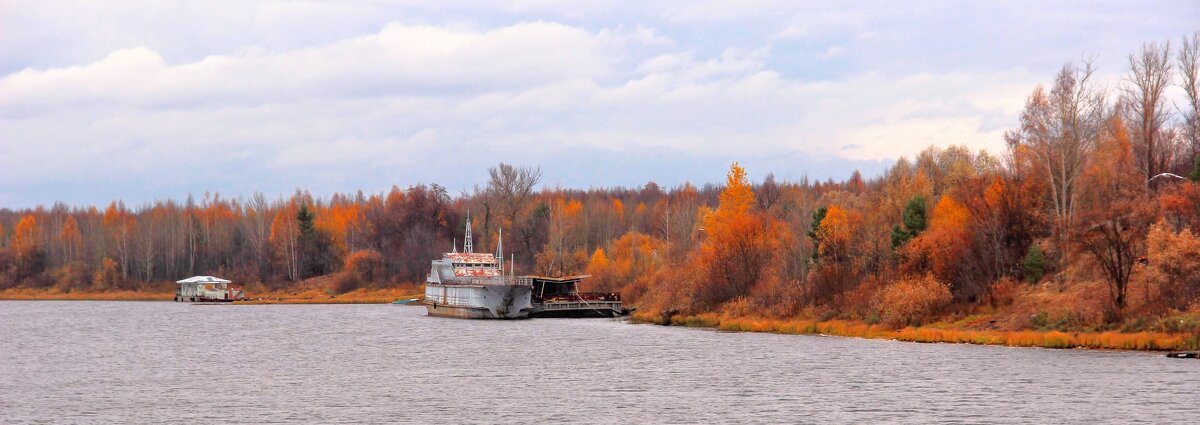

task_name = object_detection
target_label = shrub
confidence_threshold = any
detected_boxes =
[331,271,362,294]
[51,261,90,291]
[1023,244,1046,283]
[878,274,952,327]
[1146,221,1200,310]
[987,277,1018,308]
[344,250,384,283]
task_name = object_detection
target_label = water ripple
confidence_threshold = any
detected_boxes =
[1,301,1197,424]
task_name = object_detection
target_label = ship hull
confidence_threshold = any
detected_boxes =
[424,283,532,319]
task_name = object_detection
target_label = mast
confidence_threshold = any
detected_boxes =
[497,227,503,273]
[464,210,473,253]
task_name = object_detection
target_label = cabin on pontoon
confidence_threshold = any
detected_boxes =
[175,276,245,302]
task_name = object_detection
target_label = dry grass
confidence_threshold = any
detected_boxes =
[640,310,1196,351]
[0,288,173,301]
[0,284,422,305]
[236,287,422,305]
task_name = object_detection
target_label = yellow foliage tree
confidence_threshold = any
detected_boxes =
[815,205,863,263]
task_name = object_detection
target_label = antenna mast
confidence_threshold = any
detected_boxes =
[464,210,473,253]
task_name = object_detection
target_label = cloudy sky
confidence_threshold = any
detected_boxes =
[2,1,1197,208]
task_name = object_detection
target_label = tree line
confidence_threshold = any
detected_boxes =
[2,32,1200,330]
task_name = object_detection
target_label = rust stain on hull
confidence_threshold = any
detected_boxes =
[425,303,530,319]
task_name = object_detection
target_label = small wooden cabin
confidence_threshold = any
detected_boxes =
[175,276,245,302]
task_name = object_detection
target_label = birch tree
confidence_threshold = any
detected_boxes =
[1122,41,1175,184]
[1005,60,1106,251]
[1179,32,1200,165]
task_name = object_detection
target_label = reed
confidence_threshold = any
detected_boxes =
[642,309,1194,352]
[0,288,172,301]
[238,287,422,305]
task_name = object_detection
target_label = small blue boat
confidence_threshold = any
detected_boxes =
[391,298,419,305]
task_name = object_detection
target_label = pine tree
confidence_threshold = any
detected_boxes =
[1023,244,1046,283]
[808,206,827,261]
[891,195,927,249]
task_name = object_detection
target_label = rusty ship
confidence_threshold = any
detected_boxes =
[424,214,533,319]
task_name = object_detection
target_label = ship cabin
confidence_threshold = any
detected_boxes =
[446,253,502,277]
[175,276,246,302]
[528,275,628,318]
[428,252,507,285]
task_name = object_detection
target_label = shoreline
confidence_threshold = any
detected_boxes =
[5,288,1194,352]
[0,288,420,305]
[631,312,1200,352]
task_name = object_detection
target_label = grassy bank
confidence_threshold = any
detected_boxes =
[0,288,174,301]
[0,287,421,305]
[631,312,1200,352]
[235,287,422,305]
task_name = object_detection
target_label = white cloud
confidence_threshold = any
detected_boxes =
[0,19,1041,202]
[4,1,1192,207]
[820,46,846,60]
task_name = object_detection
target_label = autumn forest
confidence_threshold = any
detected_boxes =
[4,33,1200,346]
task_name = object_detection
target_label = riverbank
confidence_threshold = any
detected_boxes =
[0,287,421,305]
[0,288,174,301]
[632,312,1200,352]
[235,287,422,304]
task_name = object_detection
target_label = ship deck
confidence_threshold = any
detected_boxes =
[530,300,627,318]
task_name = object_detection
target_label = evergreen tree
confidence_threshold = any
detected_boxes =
[1023,244,1046,283]
[891,195,928,249]
[808,206,828,261]
[296,203,332,278]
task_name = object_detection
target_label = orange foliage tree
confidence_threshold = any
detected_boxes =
[694,162,778,310]
[59,215,82,264]
[902,195,974,296]
[1075,115,1155,315]
[878,274,952,327]
[586,232,664,298]
[12,215,44,278]
[1145,220,1200,310]
[814,205,863,263]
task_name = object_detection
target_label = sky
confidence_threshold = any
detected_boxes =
[1,1,1198,208]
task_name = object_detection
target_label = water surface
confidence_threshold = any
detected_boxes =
[1,301,1195,423]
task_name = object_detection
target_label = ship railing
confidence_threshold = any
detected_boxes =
[448,276,534,287]
[540,292,622,302]
[540,300,623,310]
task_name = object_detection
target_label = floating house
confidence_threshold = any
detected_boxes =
[175,276,245,302]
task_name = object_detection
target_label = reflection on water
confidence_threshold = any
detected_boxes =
[1,301,1196,424]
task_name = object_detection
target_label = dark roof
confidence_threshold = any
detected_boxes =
[525,275,591,283]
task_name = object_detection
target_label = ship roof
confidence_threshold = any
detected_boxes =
[445,252,497,262]
[176,275,231,284]
[525,275,591,282]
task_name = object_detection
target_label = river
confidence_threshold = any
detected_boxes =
[0,301,1195,423]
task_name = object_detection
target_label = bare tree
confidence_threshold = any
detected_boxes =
[486,163,542,227]
[1179,32,1200,165]
[485,163,541,268]
[755,173,782,212]
[1005,60,1107,251]
[1123,41,1175,184]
